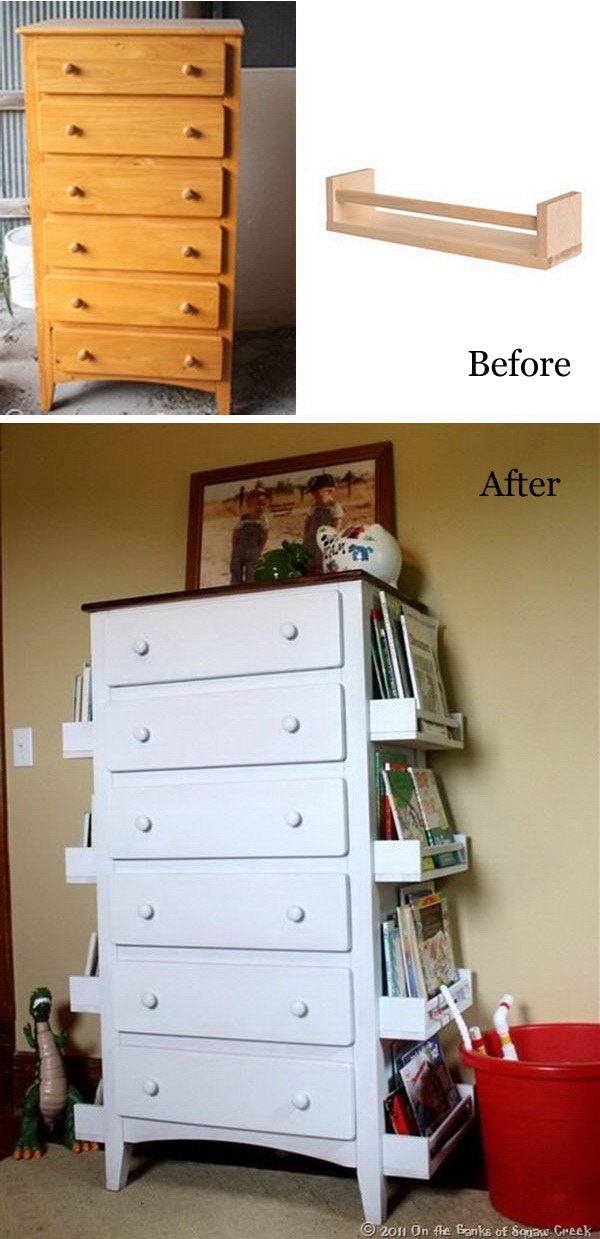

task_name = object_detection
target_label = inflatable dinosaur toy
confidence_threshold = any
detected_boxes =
[13,986,98,1159]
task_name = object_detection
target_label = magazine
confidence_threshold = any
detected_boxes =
[393,1035,460,1136]
[400,603,449,719]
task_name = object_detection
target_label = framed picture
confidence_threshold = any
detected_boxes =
[186,441,395,589]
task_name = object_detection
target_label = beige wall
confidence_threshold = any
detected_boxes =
[1,423,598,1056]
[237,69,295,329]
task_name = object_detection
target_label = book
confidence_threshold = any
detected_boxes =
[382,768,435,871]
[371,607,399,698]
[379,590,411,696]
[381,916,407,997]
[84,930,98,977]
[409,892,458,997]
[374,748,413,839]
[400,603,449,720]
[81,662,93,722]
[384,1086,415,1135]
[397,903,423,998]
[409,768,464,868]
[392,1035,460,1136]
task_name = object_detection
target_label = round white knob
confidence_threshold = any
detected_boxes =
[143,1079,159,1096]
[292,1091,310,1111]
[133,726,151,743]
[285,809,303,828]
[132,639,149,656]
[137,903,154,920]
[280,621,298,641]
[135,815,152,833]
[290,999,309,1018]
[281,715,300,734]
[286,905,305,923]
[141,992,158,1009]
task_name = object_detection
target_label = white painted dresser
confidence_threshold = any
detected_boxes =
[66,573,472,1223]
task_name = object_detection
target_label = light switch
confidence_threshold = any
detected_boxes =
[12,727,34,767]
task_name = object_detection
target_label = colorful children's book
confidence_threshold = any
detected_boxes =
[382,767,435,871]
[381,916,407,997]
[409,768,464,868]
[384,1086,415,1135]
[400,603,449,719]
[379,590,411,696]
[409,892,458,997]
[392,1035,460,1136]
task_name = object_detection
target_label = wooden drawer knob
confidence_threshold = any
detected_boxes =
[180,302,195,315]
[181,245,197,258]
[77,348,92,361]
[132,639,149,655]
[182,63,198,76]
[68,185,83,197]
[285,810,303,828]
[183,355,198,368]
[291,1091,311,1111]
[62,62,78,74]
[181,188,198,200]
[280,622,298,641]
[69,242,85,253]
[143,1079,159,1095]
[134,815,153,833]
[281,715,300,734]
[133,726,151,743]
[286,905,305,923]
[183,126,199,138]
[71,298,86,310]
[141,992,158,1009]
[65,124,80,136]
[137,903,155,920]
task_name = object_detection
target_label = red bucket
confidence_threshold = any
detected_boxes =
[460,1023,600,1228]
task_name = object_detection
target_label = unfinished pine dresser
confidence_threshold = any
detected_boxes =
[19,19,244,414]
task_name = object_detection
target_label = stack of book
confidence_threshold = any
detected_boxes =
[374,753,465,868]
[384,1033,461,1138]
[371,591,453,739]
[73,661,93,722]
[382,886,459,999]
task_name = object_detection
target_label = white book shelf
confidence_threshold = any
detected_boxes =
[383,1085,474,1178]
[62,721,94,759]
[369,699,464,749]
[69,974,100,1014]
[374,834,468,883]
[65,847,97,884]
[379,969,472,1040]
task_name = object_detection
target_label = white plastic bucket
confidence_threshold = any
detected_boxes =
[4,225,35,309]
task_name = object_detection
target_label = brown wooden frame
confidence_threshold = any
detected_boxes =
[186,441,395,590]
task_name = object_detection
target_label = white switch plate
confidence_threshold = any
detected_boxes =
[12,727,34,767]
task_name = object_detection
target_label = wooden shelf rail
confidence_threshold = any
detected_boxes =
[326,169,581,268]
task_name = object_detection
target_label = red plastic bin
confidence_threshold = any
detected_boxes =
[460,1023,600,1229]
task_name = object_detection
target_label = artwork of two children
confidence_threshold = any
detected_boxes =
[230,473,343,583]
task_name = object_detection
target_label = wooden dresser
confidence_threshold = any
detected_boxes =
[19,19,244,414]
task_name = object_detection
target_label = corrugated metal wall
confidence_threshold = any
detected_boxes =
[0,1,184,247]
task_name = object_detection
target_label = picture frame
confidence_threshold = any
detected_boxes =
[185,441,395,590]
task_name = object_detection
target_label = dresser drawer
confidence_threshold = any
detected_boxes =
[44,218,222,274]
[40,161,224,217]
[45,276,221,331]
[39,97,225,157]
[107,779,348,859]
[115,1046,355,1139]
[52,327,223,383]
[33,34,226,96]
[110,872,350,951]
[105,684,345,771]
[113,961,354,1045]
[103,591,343,686]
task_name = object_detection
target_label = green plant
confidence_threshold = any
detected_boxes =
[1,243,14,317]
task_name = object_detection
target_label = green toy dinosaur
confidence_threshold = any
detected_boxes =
[13,986,98,1159]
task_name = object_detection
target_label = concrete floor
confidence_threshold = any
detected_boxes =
[0,308,295,416]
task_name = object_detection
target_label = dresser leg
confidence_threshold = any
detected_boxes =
[105,1134,132,1190]
[215,381,231,415]
[357,1167,388,1225]
[38,377,55,413]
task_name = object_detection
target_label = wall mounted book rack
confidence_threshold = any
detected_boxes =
[326,170,582,269]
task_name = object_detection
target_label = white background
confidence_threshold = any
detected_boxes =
[296,0,598,420]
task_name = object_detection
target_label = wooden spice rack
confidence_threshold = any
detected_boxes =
[326,169,581,268]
